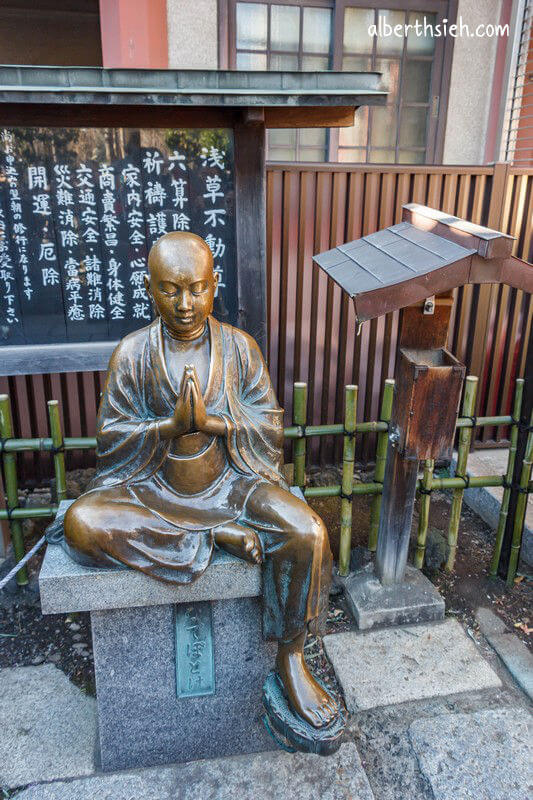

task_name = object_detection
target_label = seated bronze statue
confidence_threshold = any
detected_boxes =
[55,231,339,733]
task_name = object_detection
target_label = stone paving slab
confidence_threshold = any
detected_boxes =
[476,607,533,701]
[409,707,532,800]
[0,665,96,790]
[13,742,374,800]
[323,618,501,711]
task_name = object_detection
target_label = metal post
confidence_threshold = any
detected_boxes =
[338,385,357,577]
[446,376,478,572]
[292,382,307,490]
[0,394,27,585]
[368,379,394,551]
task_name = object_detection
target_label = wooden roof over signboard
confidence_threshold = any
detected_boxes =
[313,205,532,323]
[0,66,386,129]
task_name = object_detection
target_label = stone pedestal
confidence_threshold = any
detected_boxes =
[39,540,275,771]
[338,562,444,631]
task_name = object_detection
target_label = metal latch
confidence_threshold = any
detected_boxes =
[423,296,435,314]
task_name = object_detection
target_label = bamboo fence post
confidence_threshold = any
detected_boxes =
[339,385,357,577]
[446,376,478,573]
[415,458,434,568]
[506,410,533,586]
[47,400,67,504]
[368,379,394,551]
[292,382,307,490]
[0,394,28,585]
[490,378,524,576]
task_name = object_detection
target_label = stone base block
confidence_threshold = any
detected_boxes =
[92,597,276,771]
[339,563,445,630]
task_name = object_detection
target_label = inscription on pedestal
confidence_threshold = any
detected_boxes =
[175,602,216,698]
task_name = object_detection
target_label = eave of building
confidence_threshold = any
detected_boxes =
[0,66,386,129]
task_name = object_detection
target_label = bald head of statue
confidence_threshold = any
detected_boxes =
[144,231,219,339]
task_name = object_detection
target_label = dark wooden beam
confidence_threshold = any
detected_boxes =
[0,102,360,130]
[234,118,267,354]
[264,106,356,129]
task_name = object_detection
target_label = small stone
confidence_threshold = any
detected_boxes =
[22,518,37,538]
[66,479,82,499]
[31,655,45,666]
[422,527,448,572]
[69,622,81,632]
[47,654,61,664]
[25,493,50,509]
[73,633,83,641]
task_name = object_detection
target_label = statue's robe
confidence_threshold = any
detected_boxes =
[52,315,331,640]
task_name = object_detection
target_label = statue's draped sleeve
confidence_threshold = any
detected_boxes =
[221,326,287,489]
[89,328,170,491]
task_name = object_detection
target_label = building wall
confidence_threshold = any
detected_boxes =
[166,0,218,69]
[443,0,503,164]
[0,0,102,67]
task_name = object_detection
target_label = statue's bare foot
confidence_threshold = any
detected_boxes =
[276,636,338,728]
[215,523,263,564]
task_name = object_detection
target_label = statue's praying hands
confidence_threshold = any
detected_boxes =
[58,232,338,730]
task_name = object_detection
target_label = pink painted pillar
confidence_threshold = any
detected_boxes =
[99,0,168,69]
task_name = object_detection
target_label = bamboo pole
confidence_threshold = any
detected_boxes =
[506,410,533,586]
[48,400,67,504]
[338,385,357,577]
[490,378,524,576]
[368,379,395,551]
[0,413,513,451]
[0,507,58,519]
[292,382,307,489]
[446,376,478,573]
[456,415,513,428]
[283,421,388,438]
[0,437,96,452]
[414,458,434,568]
[0,394,28,585]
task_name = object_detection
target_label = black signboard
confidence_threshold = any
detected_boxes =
[0,128,237,350]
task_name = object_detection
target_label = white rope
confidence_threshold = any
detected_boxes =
[0,535,46,591]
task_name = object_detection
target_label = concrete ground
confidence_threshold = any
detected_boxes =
[1,608,531,800]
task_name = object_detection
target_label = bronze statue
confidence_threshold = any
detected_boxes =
[52,232,342,740]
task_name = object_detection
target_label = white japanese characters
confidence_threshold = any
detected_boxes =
[1,131,233,342]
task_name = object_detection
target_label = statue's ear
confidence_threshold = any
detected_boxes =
[144,274,151,297]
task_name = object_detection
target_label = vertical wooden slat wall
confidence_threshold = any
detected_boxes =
[266,162,532,462]
[2,163,532,482]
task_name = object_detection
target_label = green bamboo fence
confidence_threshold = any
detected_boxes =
[446,376,478,572]
[0,378,531,585]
